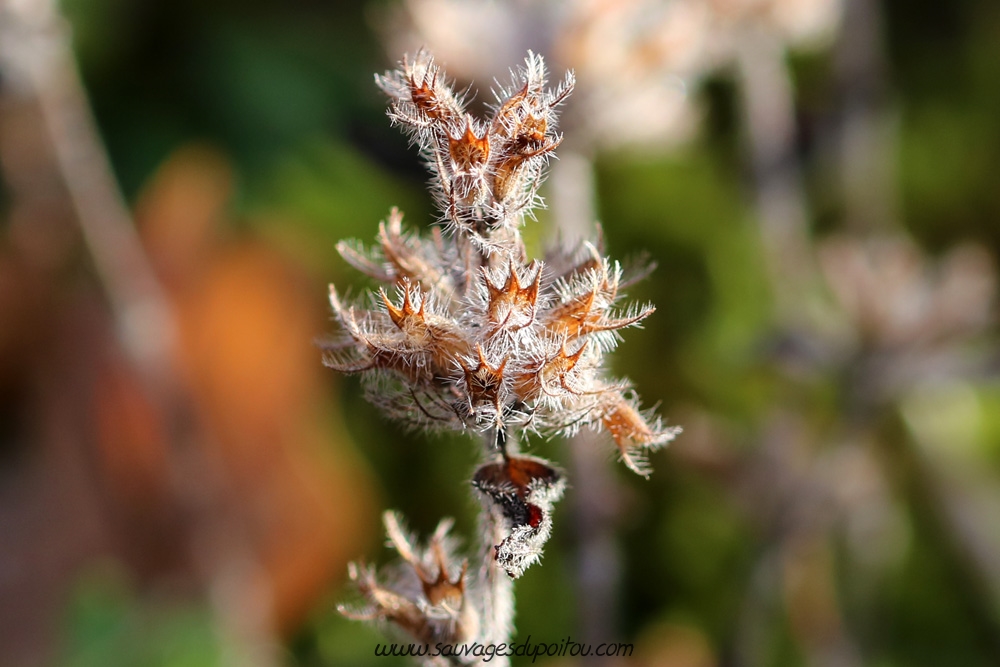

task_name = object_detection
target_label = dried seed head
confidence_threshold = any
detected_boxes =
[326,50,678,467]
[338,562,432,639]
[376,49,466,143]
[511,339,590,405]
[374,48,574,235]
[460,345,510,428]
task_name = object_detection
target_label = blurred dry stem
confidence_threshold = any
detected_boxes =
[0,0,175,380]
[735,31,819,321]
[0,2,282,663]
[832,0,897,233]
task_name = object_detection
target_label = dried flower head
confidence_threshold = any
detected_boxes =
[325,49,678,474]
[374,49,573,238]
[329,50,679,657]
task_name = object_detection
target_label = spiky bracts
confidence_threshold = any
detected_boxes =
[330,51,679,661]
[339,513,480,645]
[324,209,678,475]
[375,49,573,239]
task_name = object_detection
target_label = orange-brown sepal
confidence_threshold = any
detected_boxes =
[598,390,680,477]
[484,260,541,331]
[461,345,509,422]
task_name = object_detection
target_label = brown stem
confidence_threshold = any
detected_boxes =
[735,33,818,323]
[832,0,898,232]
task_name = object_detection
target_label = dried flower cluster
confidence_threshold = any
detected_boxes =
[327,50,678,659]
[325,50,677,475]
[374,49,573,237]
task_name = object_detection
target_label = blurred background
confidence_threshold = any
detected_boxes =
[2,0,1000,665]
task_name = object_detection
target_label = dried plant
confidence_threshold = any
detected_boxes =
[325,50,679,660]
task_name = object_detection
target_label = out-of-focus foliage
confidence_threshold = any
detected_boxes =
[3,0,1000,666]
[61,567,220,667]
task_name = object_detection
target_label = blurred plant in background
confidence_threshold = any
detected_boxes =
[3,0,1000,665]
[0,1,374,665]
